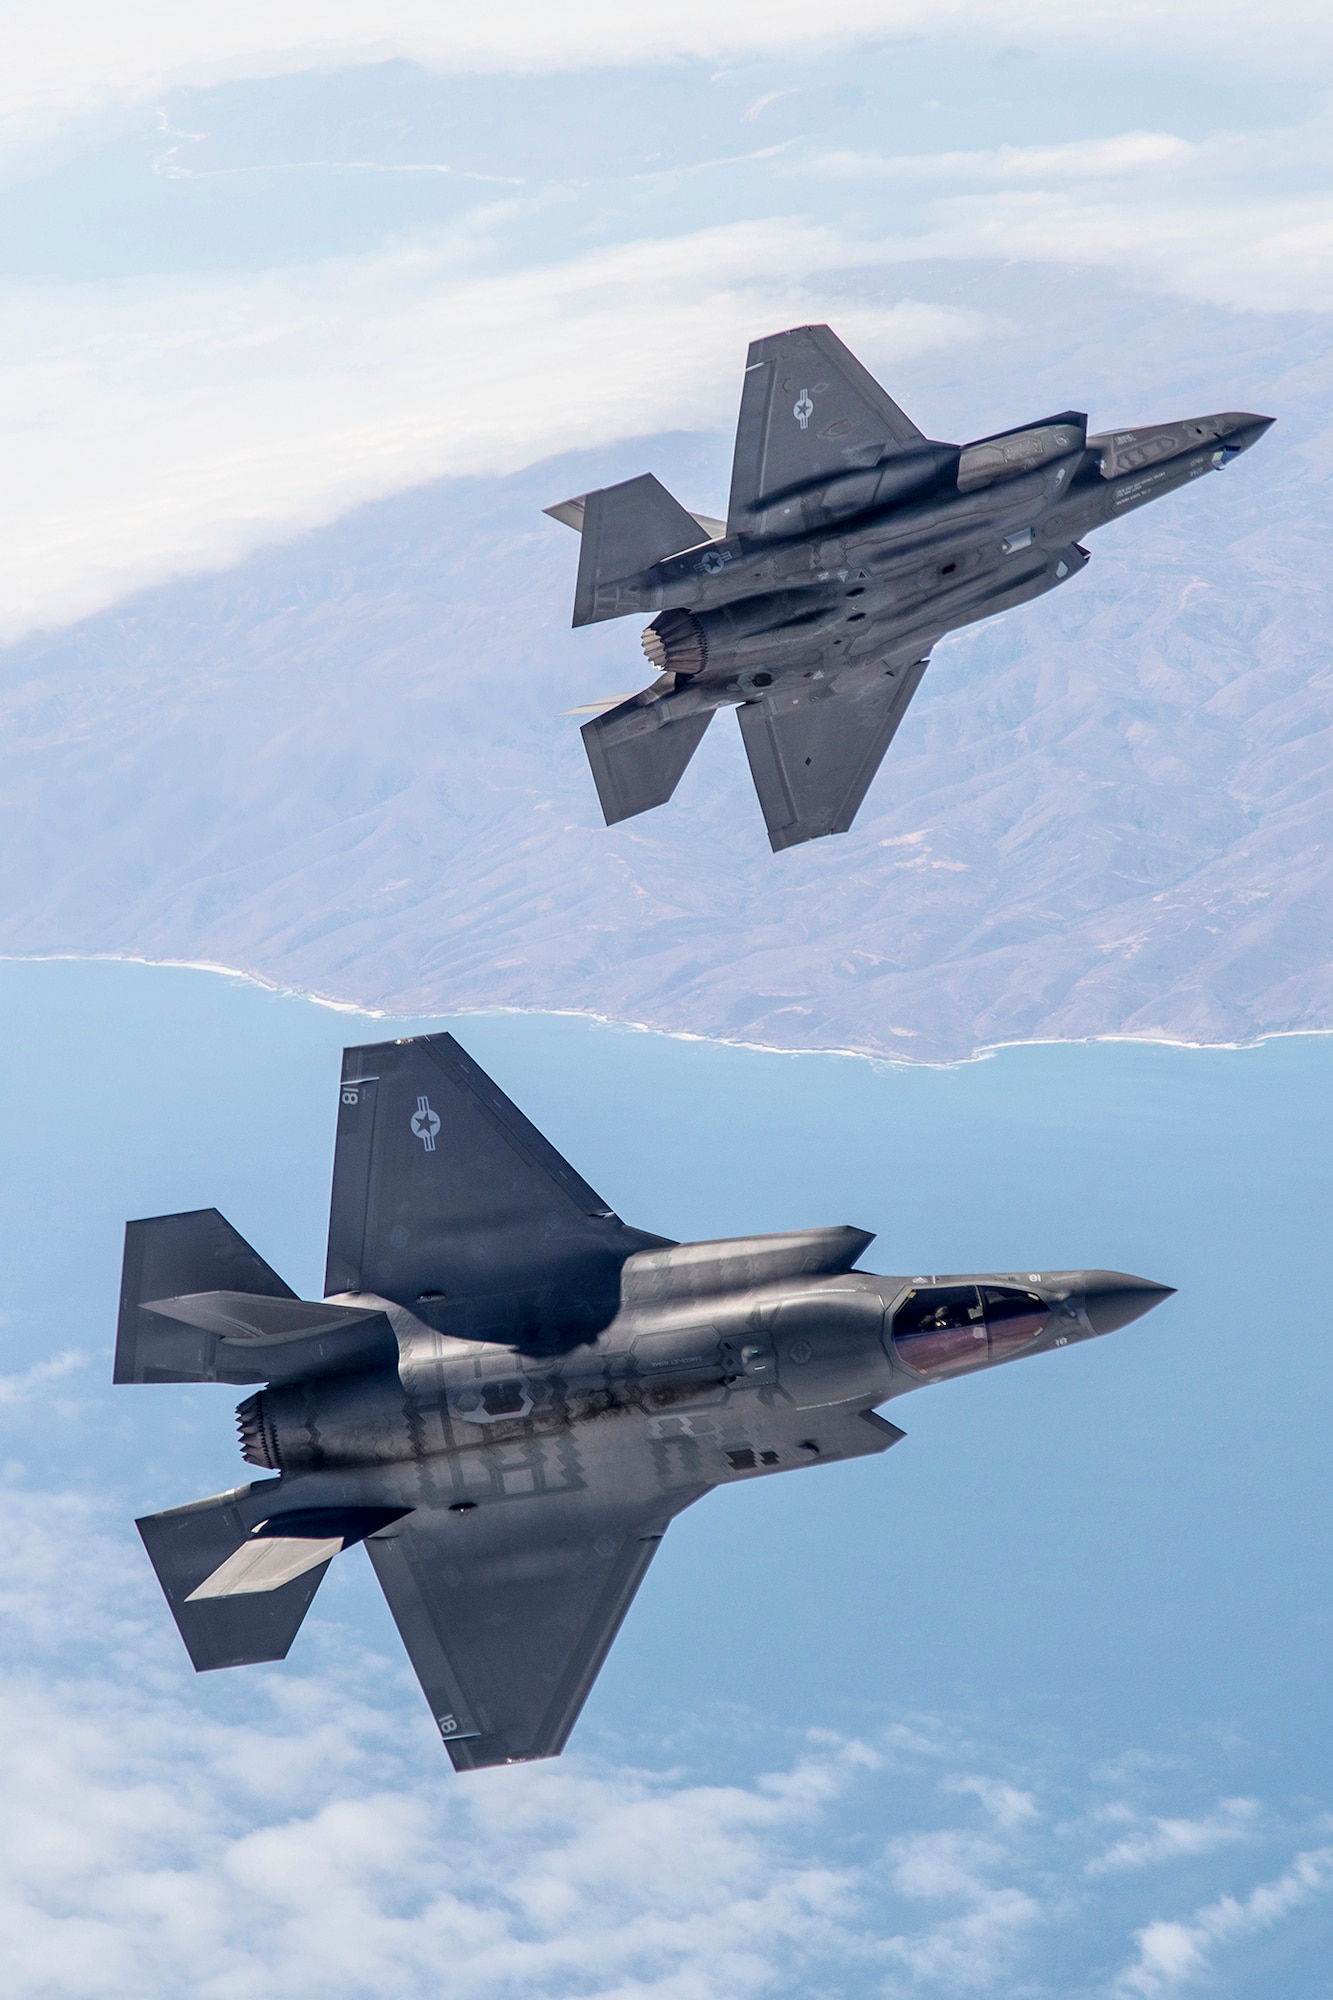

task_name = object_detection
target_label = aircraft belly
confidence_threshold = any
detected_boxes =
[261,1387,794,1515]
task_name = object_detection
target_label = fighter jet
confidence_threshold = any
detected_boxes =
[547,324,1272,851]
[118,1032,1172,1769]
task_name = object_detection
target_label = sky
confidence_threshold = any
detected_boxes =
[3,958,1333,2000]
[0,1,1329,638]
[2,4,1333,1994]
[2,0,1331,1066]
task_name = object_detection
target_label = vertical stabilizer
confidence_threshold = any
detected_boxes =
[727,324,926,538]
[324,1034,670,1343]
[573,474,709,625]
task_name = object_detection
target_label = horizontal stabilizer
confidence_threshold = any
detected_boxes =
[184,1506,409,1601]
[117,1210,398,1386]
[573,474,709,626]
[562,693,642,717]
[143,1291,381,1345]
[581,698,714,825]
[138,1484,328,1671]
[187,1533,343,1599]
[738,655,930,851]
[546,494,724,541]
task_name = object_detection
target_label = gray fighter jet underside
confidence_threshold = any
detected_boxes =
[547,323,1272,851]
[118,1033,1173,1769]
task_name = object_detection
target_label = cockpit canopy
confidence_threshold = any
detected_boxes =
[893,1283,1050,1379]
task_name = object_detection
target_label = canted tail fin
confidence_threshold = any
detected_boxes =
[559,474,710,626]
[325,1033,669,1345]
[727,324,928,538]
[546,493,724,542]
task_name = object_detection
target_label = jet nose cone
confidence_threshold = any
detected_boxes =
[1081,1271,1176,1336]
[1227,414,1276,454]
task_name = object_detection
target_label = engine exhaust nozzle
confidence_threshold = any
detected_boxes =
[642,607,707,679]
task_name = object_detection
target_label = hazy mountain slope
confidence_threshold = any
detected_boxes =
[1,269,1328,1061]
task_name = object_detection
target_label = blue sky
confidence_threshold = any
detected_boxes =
[1,960,1332,1996]
[1,5,1332,1993]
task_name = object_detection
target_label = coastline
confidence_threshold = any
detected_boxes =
[4,949,1328,1073]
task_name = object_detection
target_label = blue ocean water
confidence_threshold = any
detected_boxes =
[0,956,1329,1986]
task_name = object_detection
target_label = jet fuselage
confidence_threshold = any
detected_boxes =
[619,413,1270,710]
[557,324,1272,850]
[234,1249,1165,1501]
[121,1031,1173,1769]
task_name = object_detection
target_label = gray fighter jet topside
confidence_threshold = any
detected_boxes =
[548,323,1273,851]
[118,1032,1173,1771]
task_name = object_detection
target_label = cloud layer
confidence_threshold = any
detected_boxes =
[1,1478,1328,1998]
[7,0,1333,130]
[2,79,1330,637]
[0,222,973,640]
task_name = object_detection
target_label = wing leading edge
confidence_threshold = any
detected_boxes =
[364,1390,903,1769]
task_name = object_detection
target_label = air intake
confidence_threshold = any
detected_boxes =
[641,607,707,679]
[236,1390,279,1470]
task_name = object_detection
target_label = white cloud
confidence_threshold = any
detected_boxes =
[0,220,977,641]
[0,1675,886,1997]
[882,1830,1042,1988]
[6,0,1333,107]
[0,1486,915,1998]
[804,114,1333,315]
[884,188,1333,315]
[812,132,1199,184]
[942,1774,1040,1830]
[0,2,1330,192]
[890,1827,1007,1902]
[1112,1844,1333,1996]
[0,1487,1329,1999]
[4,97,1325,643]
[0,1351,87,1406]
[1087,1797,1260,1876]
[0,1533,874,2000]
